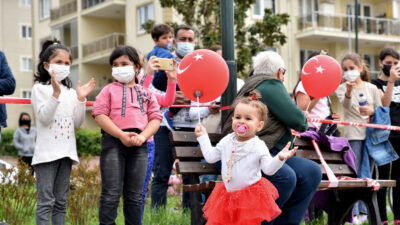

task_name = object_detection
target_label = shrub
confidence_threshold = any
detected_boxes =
[75,129,102,156]
[0,162,36,224]
[0,129,102,156]
[0,129,17,156]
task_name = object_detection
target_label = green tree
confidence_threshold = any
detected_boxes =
[141,1,289,77]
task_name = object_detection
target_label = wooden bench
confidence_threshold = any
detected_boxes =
[170,131,396,225]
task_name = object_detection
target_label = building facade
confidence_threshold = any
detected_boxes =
[23,0,400,129]
[0,0,34,129]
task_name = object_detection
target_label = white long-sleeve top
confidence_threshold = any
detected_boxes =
[197,133,285,192]
[31,83,86,165]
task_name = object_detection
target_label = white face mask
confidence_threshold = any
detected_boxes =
[343,70,360,81]
[176,42,195,57]
[112,66,135,83]
[48,64,70,82]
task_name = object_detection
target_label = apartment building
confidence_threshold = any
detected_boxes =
[0,0,34,129]
[28,0,400,129]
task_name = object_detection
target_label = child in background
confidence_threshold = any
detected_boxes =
[335,52,382,223]
[147,24,174,92]
[194,95,298,225]
[13,112,37,172]
[92,45,162,225]
[137,51,177,222]
[31,39,95,224]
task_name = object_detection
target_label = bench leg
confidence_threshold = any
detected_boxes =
[187,175,207,225]
[326,189,381,225]
[327,190,356,225]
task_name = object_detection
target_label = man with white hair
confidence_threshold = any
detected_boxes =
[223,51,322,225]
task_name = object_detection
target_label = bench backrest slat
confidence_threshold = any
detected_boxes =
[176,161,219,175]
[173,147,204,160]
[170,131,222,145]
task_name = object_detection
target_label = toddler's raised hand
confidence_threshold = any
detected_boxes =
[278,142,298,161]
[195,124,207,137]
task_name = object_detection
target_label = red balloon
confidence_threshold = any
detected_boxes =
[177,49,229,102]
[301,55,342,98]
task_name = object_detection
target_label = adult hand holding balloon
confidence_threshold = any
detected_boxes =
[301,55,342,98]
[177,49,229,103]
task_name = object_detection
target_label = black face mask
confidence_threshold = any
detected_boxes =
[20,119,31,127]
[382,64,391,76]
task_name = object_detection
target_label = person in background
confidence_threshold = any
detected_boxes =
[151,24,197,209]
[335,52,382,224]
[13,112,37,173]
[370,47,400,225]
[293,50,340,135]
[0,51,16,143]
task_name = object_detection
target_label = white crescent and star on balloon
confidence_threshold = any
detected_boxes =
[301,57,326,75]
[177,53,204,74]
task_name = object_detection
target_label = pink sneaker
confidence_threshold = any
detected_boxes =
[381,221,388,225]
[394,219,400,225]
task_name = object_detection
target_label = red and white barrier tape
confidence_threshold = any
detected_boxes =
[308,117,400,131]
[311,140,338,188]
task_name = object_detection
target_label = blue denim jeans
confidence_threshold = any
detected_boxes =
[262,147,322,225]
[151,126,190,208]
[141,141,155,222]
[349,140,368,216]
[99,131,148,225]
[34,157,72,225]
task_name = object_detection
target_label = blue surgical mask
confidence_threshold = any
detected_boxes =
[176,42,195,57]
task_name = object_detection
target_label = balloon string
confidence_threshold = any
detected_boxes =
[305,101,311,113]
[197,96,201,124]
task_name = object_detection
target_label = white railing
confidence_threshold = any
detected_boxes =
[82,0,107,9]
[82,33,125,58]
[298,11,400,36]
[50,0,77,21]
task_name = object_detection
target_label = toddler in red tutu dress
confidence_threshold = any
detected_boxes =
[195,96,298,225]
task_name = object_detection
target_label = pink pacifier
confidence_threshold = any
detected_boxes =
[235,124,248,135]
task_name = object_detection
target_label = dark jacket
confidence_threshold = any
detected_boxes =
[222,74,308,150]
[0,51,16,127]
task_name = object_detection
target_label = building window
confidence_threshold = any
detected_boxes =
[138,3,154,34]
[253,0,275,18]
[362,54,379,79]
[21,0,31,7]
[22,90,32,99]
[40,0,50,19]
[300,49,319,67]
[21,25,32,39]
[21,57,32,72]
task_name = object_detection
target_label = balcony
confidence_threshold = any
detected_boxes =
[82,33,125,63]
[297,11,400,45]
[50,0,77,21]
[81,0,125,19]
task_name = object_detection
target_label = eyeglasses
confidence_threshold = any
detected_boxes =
[281,68,286,75]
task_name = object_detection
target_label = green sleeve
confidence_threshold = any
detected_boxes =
[256,79,308,132]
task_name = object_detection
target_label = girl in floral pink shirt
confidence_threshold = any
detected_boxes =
[92,45,162,225]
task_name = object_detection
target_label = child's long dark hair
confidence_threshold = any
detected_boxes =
[109,45,141,83]
[34,39,73,88]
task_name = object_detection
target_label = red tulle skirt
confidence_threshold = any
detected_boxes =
[203,178,281,225]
